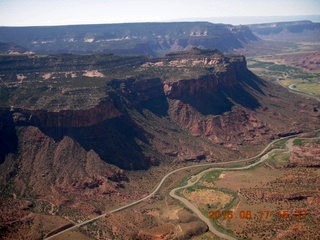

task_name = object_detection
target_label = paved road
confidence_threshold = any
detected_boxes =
[170,135,320,239]
[169,148,280,240]
[169,176,236,240]
[44,134,303,240]
[288,84,320,101]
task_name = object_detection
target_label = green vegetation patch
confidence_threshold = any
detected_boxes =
[266,151,290,168]
[271,138,288,150]
[201,170,222,183]
[293,138,303,146]
[248,53,320,99]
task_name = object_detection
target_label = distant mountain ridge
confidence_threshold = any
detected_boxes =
[1,20,318,56]
[248,20,320,42]
[177,15,320,25]
[0,22,258,56]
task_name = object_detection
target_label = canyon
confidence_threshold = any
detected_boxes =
[0,42,319,238]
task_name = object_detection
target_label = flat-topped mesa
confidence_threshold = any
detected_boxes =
[143,48,228,68]
[0,49,250,113]
[0,49,319,175]
[0,22,259,56]
[161,48,248,73]
[161,50,249,98]
[109,49,251,106]
[109,49,253,108]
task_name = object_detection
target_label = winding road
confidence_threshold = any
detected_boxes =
[288,84,320,101]
[169,148,281,240]
[44,133,316,240]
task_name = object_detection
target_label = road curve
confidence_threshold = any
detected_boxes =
[169,148,279,240]
[288,84,320,101]
[44,134,303,240]
[170,177,236,240]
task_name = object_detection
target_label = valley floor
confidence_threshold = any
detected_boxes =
[42,131,320,240]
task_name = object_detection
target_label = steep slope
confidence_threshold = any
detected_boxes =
[0,49,318,170]
[0,125,127,197]
[111,49,319,150]
[0,48,319,239]
[0,22,258,56]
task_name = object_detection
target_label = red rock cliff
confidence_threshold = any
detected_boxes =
[11,99,121,128]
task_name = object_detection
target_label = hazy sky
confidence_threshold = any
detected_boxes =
[0,0,319,26]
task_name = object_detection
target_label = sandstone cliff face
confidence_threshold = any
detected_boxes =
[12,99,121,128]
[168,102,270,147]
[163,73,233,99]
[158,54,270,147]
[0,50,319,240]
[1,49,319,174]
[163,56,245,98]
[2,111,153,171]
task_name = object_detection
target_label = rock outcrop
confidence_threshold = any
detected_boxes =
[11,99,121,128]
[0,126,128,203]
[288,140,320,167]
[0,50,319,214]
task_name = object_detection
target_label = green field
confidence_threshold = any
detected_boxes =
[183,137,320,240]
[246,42,320,99]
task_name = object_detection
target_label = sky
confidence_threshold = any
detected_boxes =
[0,0,319,26]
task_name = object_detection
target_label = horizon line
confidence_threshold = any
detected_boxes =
[1,14,319,28]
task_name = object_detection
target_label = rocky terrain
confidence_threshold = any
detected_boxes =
[233,140,320,240]
[288,139,320,167]
[282,52,320,73]
[0,48,319,239]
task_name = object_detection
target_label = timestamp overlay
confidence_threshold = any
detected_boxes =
[208,209,308,221]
